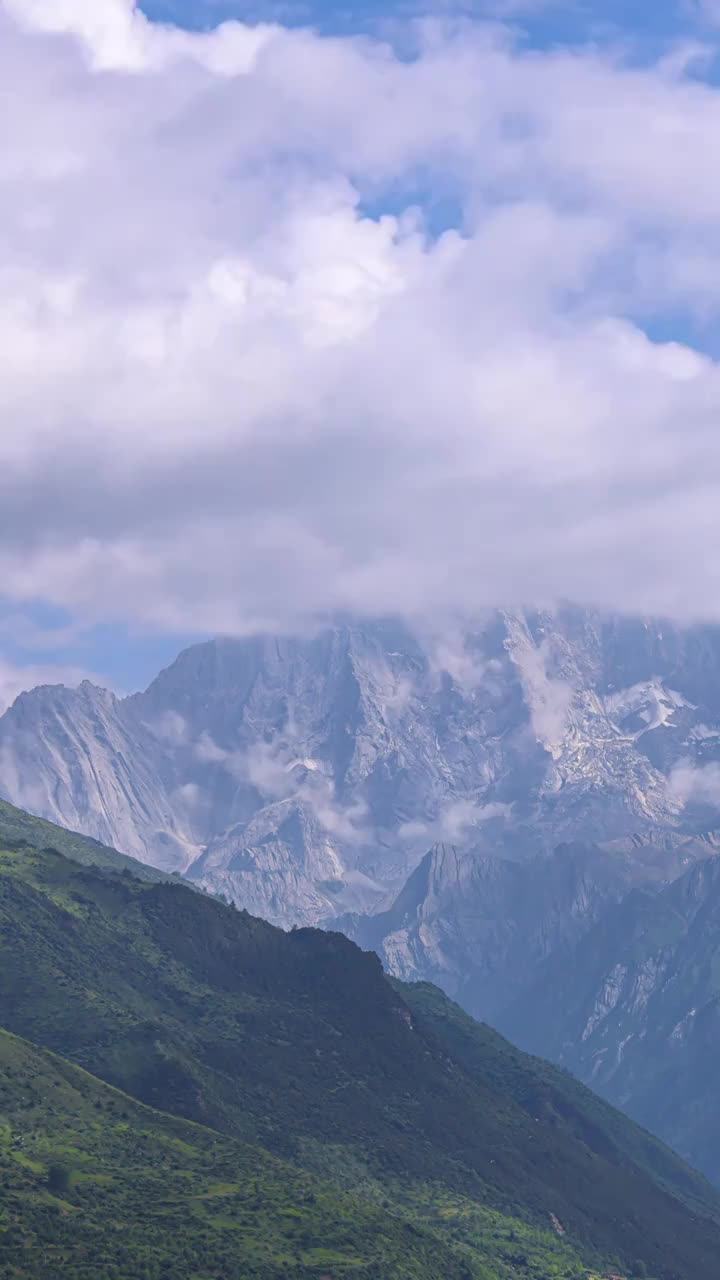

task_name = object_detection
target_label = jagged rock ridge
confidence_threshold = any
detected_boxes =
[3,607,720,931]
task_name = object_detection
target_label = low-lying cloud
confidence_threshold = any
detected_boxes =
[400,798,511,845]
[670,759,720,808]
[195,732,370,842]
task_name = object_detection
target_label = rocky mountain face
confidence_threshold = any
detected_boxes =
[2,607,720,935]
[340,840,642,1022]
[0,679,199,871]
[499,853,720,1184]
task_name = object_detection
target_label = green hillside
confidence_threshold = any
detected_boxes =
[0,841,719,1279]
[0,797,167,882]
[0,1026,514,1280]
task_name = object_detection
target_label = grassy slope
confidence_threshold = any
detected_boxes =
[0,798,167,882]
[0,1027,491,1280]
[401,983,720,1256]
[0,844,717,1279]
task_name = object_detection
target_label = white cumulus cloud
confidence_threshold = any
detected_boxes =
[3,1,720,637]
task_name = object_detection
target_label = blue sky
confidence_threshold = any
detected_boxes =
[3,0,720,706]
[0,599,205,696]
[141,0,716,50]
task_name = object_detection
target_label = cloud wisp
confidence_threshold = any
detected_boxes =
[3,1,720,638]
[399,798,511,845]
[194,731,371,842]
[670,759,720,808]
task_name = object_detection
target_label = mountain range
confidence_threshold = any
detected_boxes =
[6,607,720,1188]
[4,607,720,924]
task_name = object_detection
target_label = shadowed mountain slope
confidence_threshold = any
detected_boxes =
[1,842,720,1279]
[500,853,720,1185]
